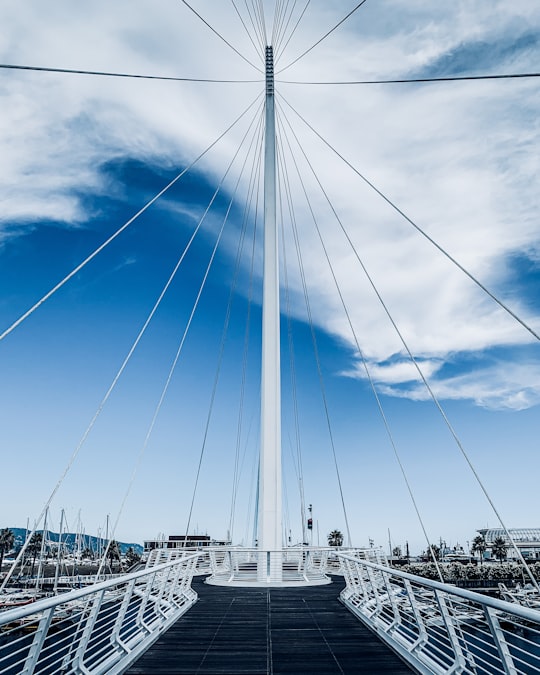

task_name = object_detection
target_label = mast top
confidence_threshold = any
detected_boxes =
[265,46,274,96]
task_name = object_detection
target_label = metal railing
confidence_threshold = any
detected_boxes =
[0,553,198,675]
[205,546,332,584]
[339,553,540,674]
[144,545,390,583]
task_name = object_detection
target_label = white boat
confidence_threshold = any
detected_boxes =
[499,582,540,610]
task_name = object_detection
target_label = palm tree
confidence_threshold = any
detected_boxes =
[26,532,43,576]
[106,540,122,569]
[471,535,487,564]
[0,528,15,571]
[491,536,508,563]
[327,530,344,547]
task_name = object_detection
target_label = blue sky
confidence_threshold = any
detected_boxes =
[1,1,540,556]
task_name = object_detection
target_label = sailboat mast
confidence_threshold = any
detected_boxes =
[258,45,282,582]
[53,508,65,594]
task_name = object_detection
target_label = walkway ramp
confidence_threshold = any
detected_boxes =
[126,576,413,674]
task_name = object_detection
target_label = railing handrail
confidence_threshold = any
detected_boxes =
[0,552,199,624]
[338,552,540,622]
[150,545,354,552]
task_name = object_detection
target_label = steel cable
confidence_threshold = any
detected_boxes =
[179,0,263,72]
[278,94,540,344]
[275,116,353,548]
[277,103,444,577]
[0,94,263,344]
[0,95,265,591]
[0,62,261,82]
[277,96,540,590]
[277,0,369,74]
[184,110,266,541]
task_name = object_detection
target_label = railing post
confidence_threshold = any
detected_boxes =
[136,571,158,634]
[183,556,197,595]
[168,558,186,607]
[21,607,55,675]
[356,560,369,605]
[343,558,356,595]
[153,567,172,619]
[434,590,468,673]
[72,589,106,674]
[403,578,428,652]
[366,565,382,617]
[484,606,518,675]
[110,578,137,654]
[381,569,401,631]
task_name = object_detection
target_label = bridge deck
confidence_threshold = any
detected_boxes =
[127,575,413,674]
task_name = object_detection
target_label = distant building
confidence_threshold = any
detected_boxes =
[477,528,540,560]
[143,534,229,553]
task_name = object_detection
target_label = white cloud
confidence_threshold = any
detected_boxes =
[342,357,443,385]
[1,1,540,408]
[377,361,540,411]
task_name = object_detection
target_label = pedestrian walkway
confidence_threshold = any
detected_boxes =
[126,576,413,674]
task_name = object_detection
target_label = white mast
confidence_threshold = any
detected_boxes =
[53,508,65,594]
[258,45,282,583]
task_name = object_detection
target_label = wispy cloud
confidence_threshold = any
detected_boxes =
[1,1,539,409]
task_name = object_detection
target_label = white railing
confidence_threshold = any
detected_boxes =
[145,547,214,574]
[205,546,332,584]
[0,553,198,675]
[144,546,336,584]
[143,545,386,581]
[339,553,540,674]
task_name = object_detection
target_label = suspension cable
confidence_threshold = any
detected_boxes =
[275,0,311,65]
[279,71,540,85]
[228,128,263,543]
[101,110,265,572]
[243,0,266,52]
[270,0,282,47]
[276,122,352,548]
[277,144,308,546]
[0,99,265,592]
[0,94,263,344]
[275,0,303,56]
[0,62,261,83]
[183,110,266,541]
[277,0,369,74]
[277,105,444,578]
[254,0,268,46]
[276,101,540,590]
[245,431,260,546]
[179,0,262,72]
[278,94,540,344]
[272,0,291,49]
[231,0,265,59]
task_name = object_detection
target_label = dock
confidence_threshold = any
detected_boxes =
[126,576,413,674]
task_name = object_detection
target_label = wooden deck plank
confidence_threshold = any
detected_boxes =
[126,576,413,674]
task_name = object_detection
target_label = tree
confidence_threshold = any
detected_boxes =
[0,528,15,571]
[471,535,487,564]
[81,547,94,561]
[125,547,142,569]
[26,532,43,576]
[491,537,507,563]
[327,530,344,547]
[424,544,440,561]
[106,540,122,569]
[392,546,402,558]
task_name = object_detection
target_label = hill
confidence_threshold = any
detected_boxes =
[7,528,143,556]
